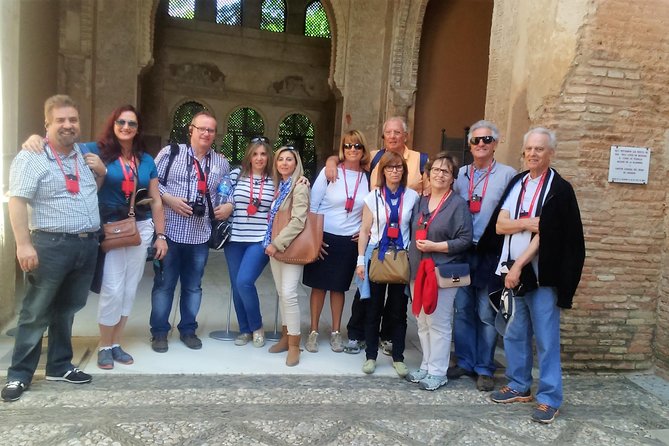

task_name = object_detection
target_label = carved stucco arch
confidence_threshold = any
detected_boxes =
[387,0,429,121]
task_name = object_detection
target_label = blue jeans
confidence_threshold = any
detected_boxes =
[150,239,209,336]
[8,232,97,383]
[503,286,563,408]
[453,284,498,376]
[224,241,269,334]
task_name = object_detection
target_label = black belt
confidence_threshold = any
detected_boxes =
[32,230,99,239]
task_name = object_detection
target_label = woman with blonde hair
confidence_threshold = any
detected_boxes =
[264,146,310,366]
[303,130,370,353]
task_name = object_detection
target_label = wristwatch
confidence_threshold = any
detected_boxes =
[156,233,167,241]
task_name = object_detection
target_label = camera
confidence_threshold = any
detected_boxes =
[189,195,206,217]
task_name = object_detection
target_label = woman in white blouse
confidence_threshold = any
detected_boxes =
[303,130,370,353]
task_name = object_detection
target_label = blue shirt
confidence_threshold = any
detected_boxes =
[453,161,516,243]
[98,151,158,221]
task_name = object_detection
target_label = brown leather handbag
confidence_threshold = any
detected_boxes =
[271,199,324,265]
[100,177,141,253]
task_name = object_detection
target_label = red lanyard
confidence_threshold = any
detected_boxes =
[193,158,208,194]
[119,156,136,198]
[248,174,265,215]
[382,188,404,227]
[341,164,363,213]
[468,160,494,201]
[518,170,548,218]
[51,146,80,194]
[417,190,451,231]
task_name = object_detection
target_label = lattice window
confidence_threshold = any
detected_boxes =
[260,0,286,33]
[221,108,265,166]
[169,101,207,145]
[168,0,195,19]
[275,113,317,179]
[304,1,330,38]
[216,0,242,26]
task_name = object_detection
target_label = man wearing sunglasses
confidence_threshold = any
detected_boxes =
[150,111,230,353]
[450,120,516,391]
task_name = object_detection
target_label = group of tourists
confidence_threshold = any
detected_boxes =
[3,94,585,425]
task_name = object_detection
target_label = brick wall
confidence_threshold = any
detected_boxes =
[539,0,669,371]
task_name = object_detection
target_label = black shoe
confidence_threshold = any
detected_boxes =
[151,335,168,353]
[476,375,495,391]
[2,381,28,402]
[446,365,476,380]
[45,368,92,384]
[180,333,202,350]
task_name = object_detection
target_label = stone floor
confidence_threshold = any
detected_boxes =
[1,373,669,445]
[2,251,669,445]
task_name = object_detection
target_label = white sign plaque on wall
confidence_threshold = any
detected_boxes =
[608,145,650,184]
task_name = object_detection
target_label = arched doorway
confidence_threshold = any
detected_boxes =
[413,0,494,164]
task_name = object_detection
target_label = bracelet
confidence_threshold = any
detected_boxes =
[156,233,167,241]
[356,255,365,266]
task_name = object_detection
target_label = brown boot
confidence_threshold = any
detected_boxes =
[286,335,301,367]
[268,326,288,353]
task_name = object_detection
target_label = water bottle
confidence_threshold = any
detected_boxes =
[216,174,233,207]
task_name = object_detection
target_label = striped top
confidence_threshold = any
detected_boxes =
[228,168,276,243]
[9,143,100,233]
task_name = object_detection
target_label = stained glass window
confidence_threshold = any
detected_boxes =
[168,0,195,19]
[221,108,265,166]
[275,113,317,179]
[169,101,207,144]
[216,0,242,26]
[261,0,286,33]
[304,1,330,38]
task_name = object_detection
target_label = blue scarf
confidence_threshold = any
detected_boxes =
[263,178,293,248]
[377,185,405,260]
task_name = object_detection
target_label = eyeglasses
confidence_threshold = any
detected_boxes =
[343,143,364,151]
[384,164,404,172]
[115,119,138,129]
[191,125,216,135]
[430,167,452,176]
[469,135,495,145]
[251,136,269,144]
[383,130,404,137]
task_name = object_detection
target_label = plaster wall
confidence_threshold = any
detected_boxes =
[413,0,493,156]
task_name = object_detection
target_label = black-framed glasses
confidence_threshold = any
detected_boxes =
[384,164,404,172]
[430,167,452,176]
[343,143,364,151]
[284,145,297,151]
[115,119,138,129]
[469,135,495,145]
[191,125,215,135]
[251,136,270,144]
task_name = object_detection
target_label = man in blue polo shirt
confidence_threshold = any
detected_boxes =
[451,120,516,391]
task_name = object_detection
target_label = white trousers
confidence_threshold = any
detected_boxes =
[269,258,303,335]
[417,287,457,377]
[97,219,154,326]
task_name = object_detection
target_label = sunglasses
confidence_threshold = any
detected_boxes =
[115,119,138,129]
[469,136,495,145]
[343,143,364,150]
[251,136,270,144]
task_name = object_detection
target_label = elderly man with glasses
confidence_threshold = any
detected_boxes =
[149,111,230,353]
[449,120,516,391]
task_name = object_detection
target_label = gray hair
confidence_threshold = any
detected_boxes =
[383,116,408,133]
[468,120,500,141]
[523,127,557,150]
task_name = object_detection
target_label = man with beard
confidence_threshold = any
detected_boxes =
[3,95,105,402]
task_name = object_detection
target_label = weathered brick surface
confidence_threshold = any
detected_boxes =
[539,0,669,372]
